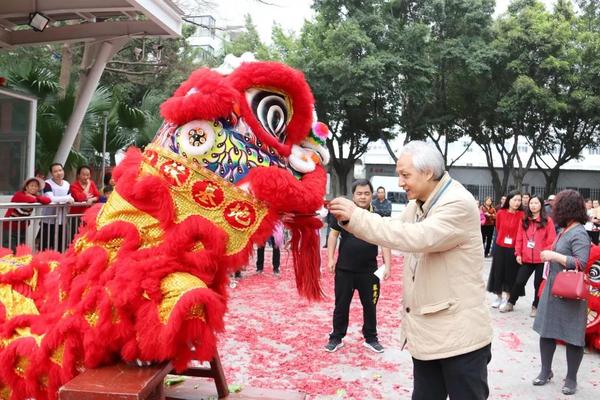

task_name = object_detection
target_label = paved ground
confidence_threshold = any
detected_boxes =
[217,244,600,399]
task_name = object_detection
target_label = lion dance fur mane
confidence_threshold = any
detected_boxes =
[0,58,329,399]
[585,244,600,351]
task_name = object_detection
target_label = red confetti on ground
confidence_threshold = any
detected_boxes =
[218,249,405,399]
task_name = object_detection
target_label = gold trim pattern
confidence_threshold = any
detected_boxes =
[14,357,28,377]
[158,272,207,324]
[0,284,39,319]
[143,144,271,255]
[84,310,99,327]
[0,385,10,400]
[0,327,43,348]
[95,190,165,249]
[0,254,32,274]
[50,343,65,367]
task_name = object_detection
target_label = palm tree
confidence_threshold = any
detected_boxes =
[5,61,147,176]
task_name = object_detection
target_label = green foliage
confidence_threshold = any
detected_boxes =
[291,1,402,194]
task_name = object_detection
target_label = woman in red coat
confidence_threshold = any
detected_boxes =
[69,165,100,241]
[502,195,556,315]
[70,165,100,214]
[2,177,51,250]
[480,196,496,257]
[487,190,524,309]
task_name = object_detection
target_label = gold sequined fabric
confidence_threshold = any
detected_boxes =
[142,144,271,256]
[158,272,207,324]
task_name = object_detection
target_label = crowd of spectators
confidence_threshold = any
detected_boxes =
[2,164,114,252]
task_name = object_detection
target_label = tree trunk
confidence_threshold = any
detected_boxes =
[544,167,561,197]
[479,142,504,202]
[332,161,353,196]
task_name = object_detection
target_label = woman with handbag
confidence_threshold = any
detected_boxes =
[533,190,590,395]
[502,195,556,316]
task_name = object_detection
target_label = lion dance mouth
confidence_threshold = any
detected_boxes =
[0,57,329,399]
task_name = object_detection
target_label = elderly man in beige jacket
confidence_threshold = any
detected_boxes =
[329,141,493,400]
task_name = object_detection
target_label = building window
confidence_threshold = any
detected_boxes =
[190,15,216,39]
[196,45,215,61]
[517,144,529,153]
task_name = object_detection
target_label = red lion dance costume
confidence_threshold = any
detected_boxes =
[586,245,600,351]
[0,59,329,399]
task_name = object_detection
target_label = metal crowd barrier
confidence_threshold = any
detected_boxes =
[0,202,89,253]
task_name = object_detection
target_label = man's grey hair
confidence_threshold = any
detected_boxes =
[398,141,445,180]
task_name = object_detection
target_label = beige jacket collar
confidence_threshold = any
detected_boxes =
[415,172,451,220]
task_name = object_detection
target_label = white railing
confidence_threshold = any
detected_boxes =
[0,202,90,253]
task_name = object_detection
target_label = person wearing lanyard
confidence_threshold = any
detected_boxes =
[328,141,492,400]
[486,190,524,310]
[502,195,556,315]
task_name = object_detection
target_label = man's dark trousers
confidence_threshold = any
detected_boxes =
[256,236,280,272]
[412,344,492,400]
[330,269,380,342]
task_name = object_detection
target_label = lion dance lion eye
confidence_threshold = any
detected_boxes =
[246,89,290,141]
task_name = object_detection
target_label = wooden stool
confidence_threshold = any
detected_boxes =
[59,362,172,400]
[58,352,228,400]
[59,352,306,399]
[170,350,229,399]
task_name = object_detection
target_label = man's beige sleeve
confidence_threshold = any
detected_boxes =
[346,199,472,253]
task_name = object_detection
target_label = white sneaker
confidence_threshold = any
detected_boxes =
[499,302,514,313]
[491,296,502,308]
[499,299,508,309]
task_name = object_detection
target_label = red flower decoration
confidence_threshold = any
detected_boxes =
[192,180,225,209]
[223,201,257,230]
[159,160,190,186]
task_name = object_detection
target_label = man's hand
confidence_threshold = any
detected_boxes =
[383,266,391,280]
[328,197,357,223]
[328,259,335,273]
[516,256,522,265]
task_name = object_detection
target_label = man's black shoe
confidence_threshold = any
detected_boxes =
[363,340,384,353]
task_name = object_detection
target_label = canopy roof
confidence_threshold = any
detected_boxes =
[0,0,182,49]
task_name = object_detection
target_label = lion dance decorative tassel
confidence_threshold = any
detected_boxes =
[0,56,330,399]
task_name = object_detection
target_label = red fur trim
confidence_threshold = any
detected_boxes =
[586,245,600,350]
[287,216,324,300]
[242,165,327,214]
[227,62,315,155]
[110,147,177,229]
[134,287,225,370]
[0,338,37,399]
[160,68,239,125]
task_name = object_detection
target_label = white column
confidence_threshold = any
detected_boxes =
[53,38,127,165]
[27,98,37,176]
